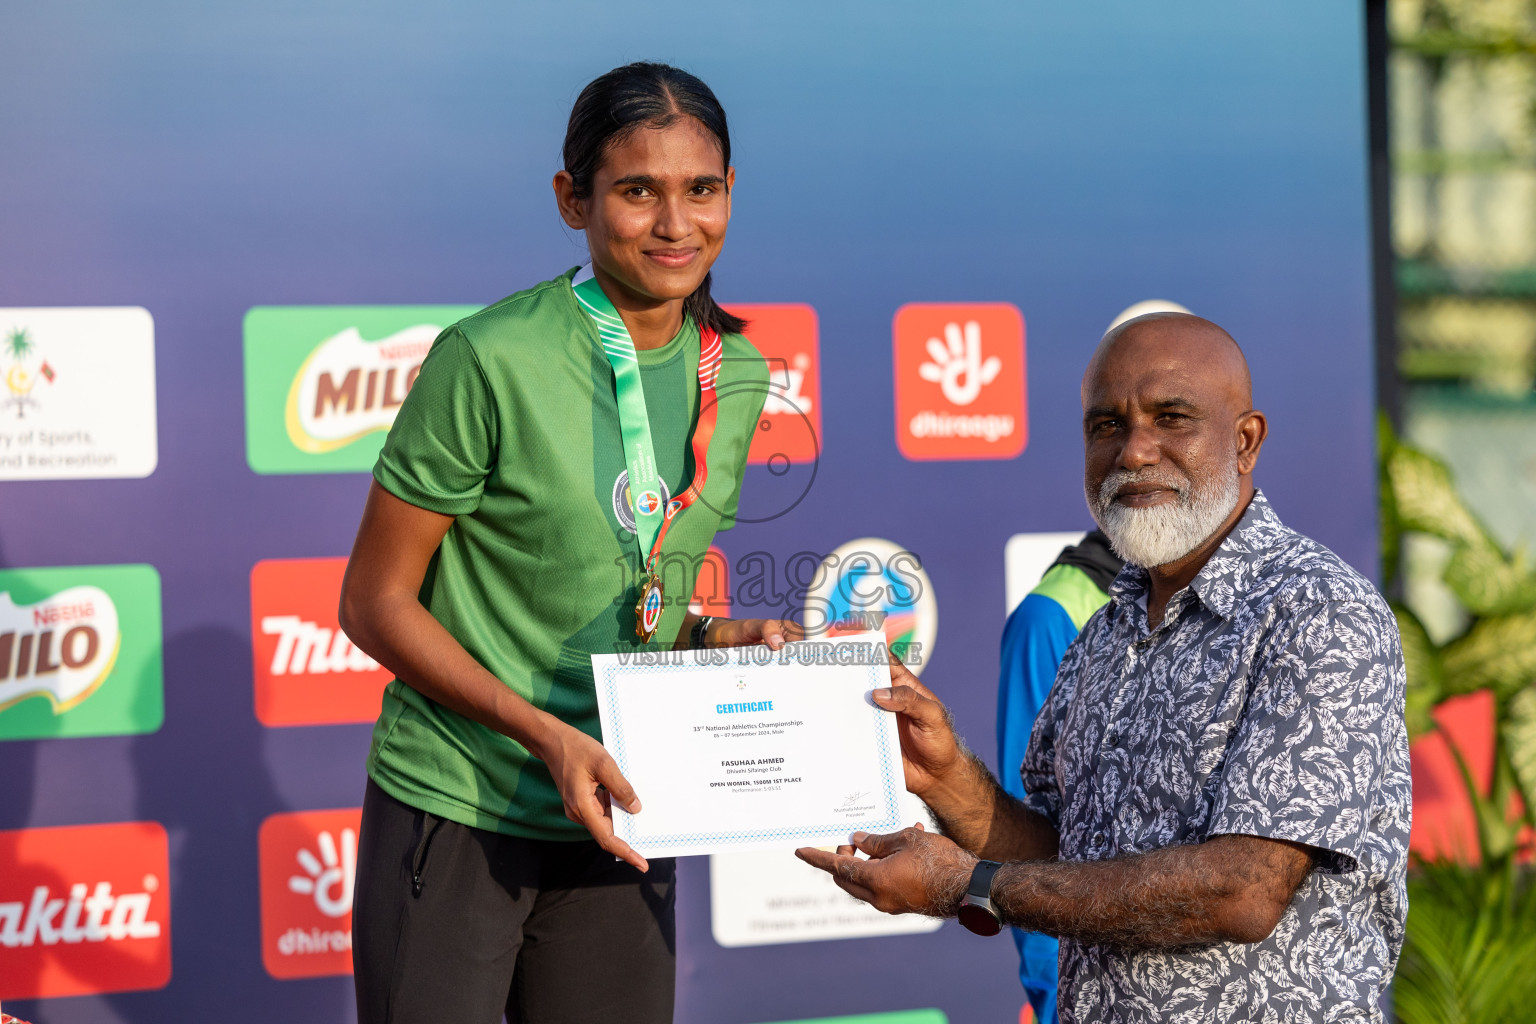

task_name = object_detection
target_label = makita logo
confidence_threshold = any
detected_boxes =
[0,821,172,1000]
[0,585,119,714]
[0,881,161,948]
[284,325,437,453]
[261,616,379,675]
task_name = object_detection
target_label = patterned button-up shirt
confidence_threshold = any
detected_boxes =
[1021,491,1410,1023]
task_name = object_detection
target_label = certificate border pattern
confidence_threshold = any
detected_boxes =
[597,659,904,849]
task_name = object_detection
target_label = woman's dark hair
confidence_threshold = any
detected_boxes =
[564,62,747,337]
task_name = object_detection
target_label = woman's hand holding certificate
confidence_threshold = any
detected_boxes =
[591,632,908,858]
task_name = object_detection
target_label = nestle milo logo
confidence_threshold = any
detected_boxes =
[284,325,436,453]
[245,306,478,474]
[0,586,119,714]
[0,565,162,741]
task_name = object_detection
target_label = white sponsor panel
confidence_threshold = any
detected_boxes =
[709,795,942,947]
[0,585,120,714]
[0,307,157,480]
[1004,532,1087,615]
[285,325,436,452]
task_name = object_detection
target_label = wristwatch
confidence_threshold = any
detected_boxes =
[956,859,1004,936]
[690,615,716,650]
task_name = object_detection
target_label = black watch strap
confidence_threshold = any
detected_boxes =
[968,859,1003,897]
[956,859,1004,936]
[690,615,715,650]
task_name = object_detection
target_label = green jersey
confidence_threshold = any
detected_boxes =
[367,269,768,839]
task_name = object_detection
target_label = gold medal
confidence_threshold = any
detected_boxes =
[635,573,665,643]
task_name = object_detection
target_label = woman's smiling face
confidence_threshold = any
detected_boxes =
[558,116,733,306]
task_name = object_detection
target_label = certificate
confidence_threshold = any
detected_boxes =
[591,632,907,858]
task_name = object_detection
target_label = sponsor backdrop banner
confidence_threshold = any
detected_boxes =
[0,3,1375,1022]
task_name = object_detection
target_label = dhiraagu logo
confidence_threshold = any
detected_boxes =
[244,306,477,474]
[0,564,163,740]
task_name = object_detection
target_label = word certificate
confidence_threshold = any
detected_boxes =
[592,633,907,858]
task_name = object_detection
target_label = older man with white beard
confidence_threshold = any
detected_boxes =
[799,313,1411,1023]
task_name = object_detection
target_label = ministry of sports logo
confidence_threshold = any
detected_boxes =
[611,470,671,533]
[0,307,158,481]
[3,327,56,419]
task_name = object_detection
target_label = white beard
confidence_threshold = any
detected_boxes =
[1087,459,1241,569]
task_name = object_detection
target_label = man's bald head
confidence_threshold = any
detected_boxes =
[1084,312,1252,413]
[1080,311,1267,572]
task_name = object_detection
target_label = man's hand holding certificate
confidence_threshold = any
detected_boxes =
[591,632,907,858]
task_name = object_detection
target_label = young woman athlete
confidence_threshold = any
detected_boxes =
[341,62,792,1024]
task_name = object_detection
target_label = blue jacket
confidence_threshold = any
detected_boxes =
[997,532,1121,1023]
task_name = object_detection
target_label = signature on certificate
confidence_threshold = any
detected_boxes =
[836,790,872,812]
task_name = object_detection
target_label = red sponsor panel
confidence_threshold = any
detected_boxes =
[0,821,172,1000]
[689,545,731,618]
[893,303,1027,461]
[723,304,821,467]
[259,808,361,980]
[1408,691,1534,861]
[251,557,393,726]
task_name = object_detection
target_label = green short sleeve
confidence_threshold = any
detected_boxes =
[373,327,498,515]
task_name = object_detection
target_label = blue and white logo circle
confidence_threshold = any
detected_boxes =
[802,536,938,675]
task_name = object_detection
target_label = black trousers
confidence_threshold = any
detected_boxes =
[352,779,676,1024]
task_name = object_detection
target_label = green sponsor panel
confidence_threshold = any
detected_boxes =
[0,563,164,740]
[754,1012,947,1024]
[243,305,479,474]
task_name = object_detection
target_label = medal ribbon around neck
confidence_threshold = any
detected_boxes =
[574,275,723,642]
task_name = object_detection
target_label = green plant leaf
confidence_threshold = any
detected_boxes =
[1441,609,1536,701]
[1444,538,1536,616]
[1502,687,1536,830]
[1385,444,1487,548]
[1383,438,1536,615]
[1396,863,1536,1024]
[1380,413,1402,588]
[1396,601,1446,739]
